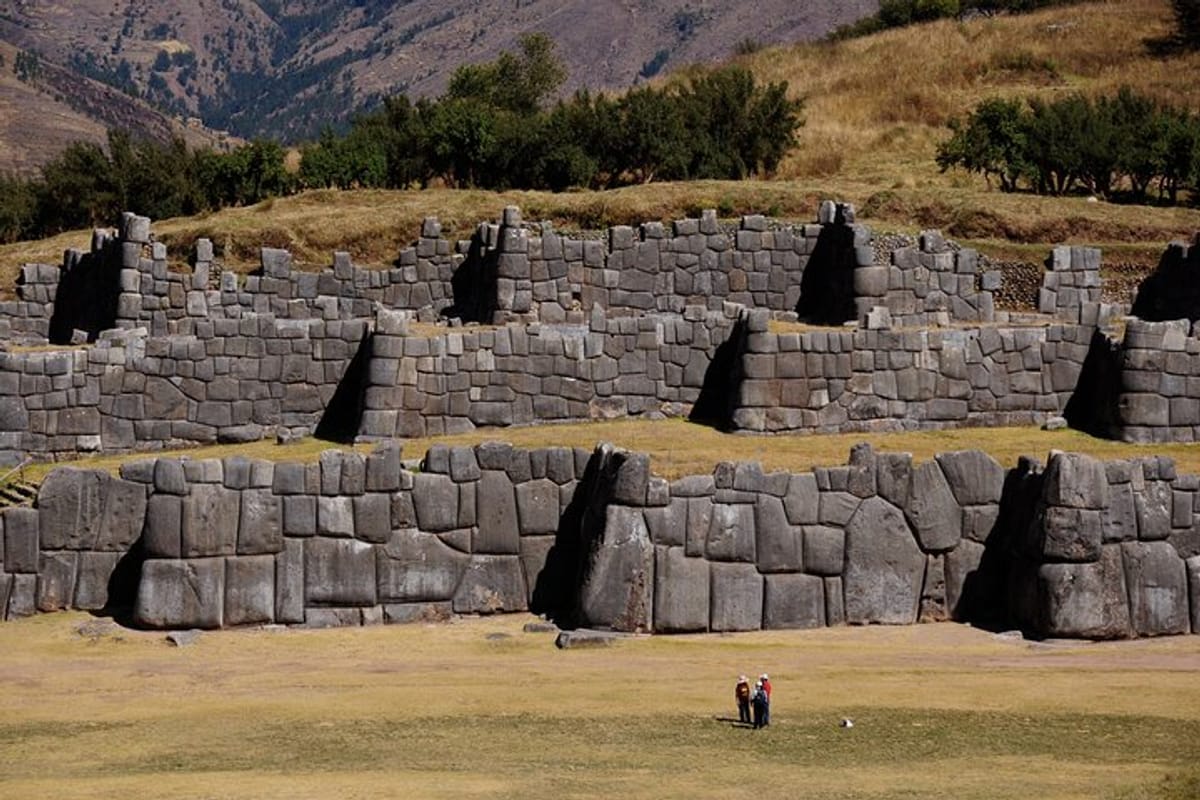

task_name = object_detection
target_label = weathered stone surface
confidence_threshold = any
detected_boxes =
[6,574,35,619]
[383,602,453,625]
[317,496,355,537]
[685,497,713,556]
[705,503,755,562]
[783,473,820,525]
[3,507,38,573]
[709,562,763,632]
[644,498,687,547]
[1121,541,1189,636]
[305,538,377,606]
[153,460,187,495]
[905,461,962,552]
[1187,556,1200,634]
[518,536,555,603]
[944,538,985,620]
[304,608,363,628]
[1136,481,1173,541]
[935,451,1004,506]
[1040,506,1102,563]
[653,546,709,632]
[555,629,620,649]
[1101,482,1138,543]
[755,495,802,573]
[763,573,824,629]
[36,551,77,611]
[802,525,845,576]
[876,453,912,509]
[354,493,392,544]
[452,556,527,614]
[74,551,120,610]
[143,494,182,558]
[579,505,654,631]
[1037,545,1132,639]
[225,555,275,626]
[98,477,147,551]
[275,539,305,624]
[475,471,520,554]
[0,574,11,620]
[181,485,240,557]
[411,473,458,533]
[516,479,560,535]
[610,451,650,506]
[824,576,845,626]
[238,489,282,555]
[283,495,317,537]
[135,558,225,629]
[37,469,104,550]
[1043,452,1109,510]
[844,497,924,624]
[377,528,469,602]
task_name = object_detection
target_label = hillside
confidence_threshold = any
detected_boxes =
[0,0,876,147]
[0,40,235,177]
[2,0,1198,284]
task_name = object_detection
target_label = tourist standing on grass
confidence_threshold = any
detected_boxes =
[735,675,751,724]
[752,680,769,729]
[759,673,772,726]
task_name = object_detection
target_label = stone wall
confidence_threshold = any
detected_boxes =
[0,317,366,462]
[357,305,740,439]
[728,308,1094,433]
[1131,234,1200,323]
[1114,318,1200,443]
[4,444,1197,639]
[1038,245,1105,323]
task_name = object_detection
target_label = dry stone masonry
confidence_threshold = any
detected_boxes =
[3,443,1197,640]
[0,203,1198,640]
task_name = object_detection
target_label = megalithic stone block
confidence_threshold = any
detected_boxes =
[579,505,654,631]
[653,546,709,633]
[709,562,763,632]
[763,573,825,629]
[1120,541,1189,636]
[135,558,225,629]
[1036,545,1131,639]
[451,555,527,614]
[844,496,924,624]
[225,555,275,627]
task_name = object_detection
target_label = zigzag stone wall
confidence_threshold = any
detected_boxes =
[3,444,1198,639]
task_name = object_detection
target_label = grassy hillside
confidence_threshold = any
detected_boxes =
[1,0,1198,286]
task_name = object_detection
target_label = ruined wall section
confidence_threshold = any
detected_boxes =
[0,317,366,461]
[729,309,1094,434]
[1115,319,1200,443]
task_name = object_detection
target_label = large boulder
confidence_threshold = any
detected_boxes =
[709,562,763,632]
[1036,545,1132,639]
[135,558,225,629]
[304,538,377,606]
[225,555,275,626]
[377,528,469,602]
[705,503,756,562]
[1121,541,1189,636]
[763,573,824,629]
[905,462,962,552]
[37,469,146,551]
[1042,452,1109,510]
[451,555,527,614]
[644,498,687,547]
[802,526,845,576]
[411,473,459,532]
[844,497,924,624]
[578,505,654,631]
[238,489,282,555]
[1039,506,1102,563]
[935,451,1004,506]
[516,479,561,535]
[181,485,240,557]
[652,546,709,632]
[755,495,802,573]
[475,471,520,554]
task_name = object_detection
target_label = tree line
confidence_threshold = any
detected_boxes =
[0,34,801,244]
[936,88,1200,203]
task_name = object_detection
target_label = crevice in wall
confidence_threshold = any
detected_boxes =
[1063,329,1122,437]
[689,315,746,429]
[314,329,372,442]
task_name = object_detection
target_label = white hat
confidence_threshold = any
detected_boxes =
[738,675,747,682]
[760,673,769,680]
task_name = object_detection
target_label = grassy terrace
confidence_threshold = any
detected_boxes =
[19,420,1200,483]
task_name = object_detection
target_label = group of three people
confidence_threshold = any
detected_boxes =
[734,673,771,729]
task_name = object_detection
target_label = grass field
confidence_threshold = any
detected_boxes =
[0,612,1197,800]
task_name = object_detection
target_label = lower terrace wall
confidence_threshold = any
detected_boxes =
[2,444,1197,640]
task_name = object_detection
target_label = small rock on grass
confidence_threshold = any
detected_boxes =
[554,629,619,649]
[166,630,202,647]
[523,621,559,634]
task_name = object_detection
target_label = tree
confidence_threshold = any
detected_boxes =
[936,97,1029,191]
[446,32,567,115]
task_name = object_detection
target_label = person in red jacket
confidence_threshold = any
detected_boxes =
[735,675,751,724]
[759,673,772,726]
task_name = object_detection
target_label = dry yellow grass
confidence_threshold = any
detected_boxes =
[21,420,1200,484]
[0,612,1196,800]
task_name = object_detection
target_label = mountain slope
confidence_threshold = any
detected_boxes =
[0,0,877,145]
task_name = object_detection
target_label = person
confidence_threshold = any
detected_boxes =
[735,675,751,724]
[759,673,772,726]
[751,680,769,730]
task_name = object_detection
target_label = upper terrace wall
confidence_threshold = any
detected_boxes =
[3,444,1197,640]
